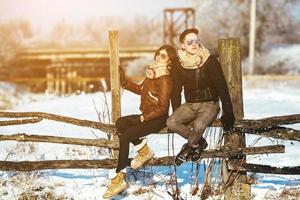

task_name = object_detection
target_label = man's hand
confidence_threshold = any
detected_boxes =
[221,114,235,132]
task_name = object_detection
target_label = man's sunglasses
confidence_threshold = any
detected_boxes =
[186,39,201,46]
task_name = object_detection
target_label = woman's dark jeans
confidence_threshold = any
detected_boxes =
[115,114,168,172]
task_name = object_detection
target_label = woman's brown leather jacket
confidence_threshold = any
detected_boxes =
[122,75,172,121]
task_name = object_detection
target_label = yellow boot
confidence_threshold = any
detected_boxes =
[103,172,128,199]
[131,139,154,170]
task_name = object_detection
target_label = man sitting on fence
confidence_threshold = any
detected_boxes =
[167,28,235,166]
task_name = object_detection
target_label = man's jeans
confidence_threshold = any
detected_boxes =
[167,101,220,146]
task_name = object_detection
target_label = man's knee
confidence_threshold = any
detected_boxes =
[167,117,177,129]
[194,121,208,133]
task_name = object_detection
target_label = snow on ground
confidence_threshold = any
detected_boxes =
[0,78,300,199]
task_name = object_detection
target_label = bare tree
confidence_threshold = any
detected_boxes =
[188,0,300,56]
[256,0,300,51]
[0,20,33,67]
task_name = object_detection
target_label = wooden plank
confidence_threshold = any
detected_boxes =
[218,38,250,199]
[0,133,285,156]
[0,118,42,126]
[0,145,284,171]
[254,127,300,142]
[109,30,121,158]
[229,160,300,175]
[0,134,119,149]
[231,126,300,142]
[0,111,116,133]
[218,38,244,149]
[1,111,299,142]
[241,114,300,128]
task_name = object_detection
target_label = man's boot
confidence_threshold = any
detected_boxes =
[174,143,194,166]
[103,172,128,199]
[131,139,154,170]
[191,137,208,162]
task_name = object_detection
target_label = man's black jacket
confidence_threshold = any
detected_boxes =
[171,55,235,128]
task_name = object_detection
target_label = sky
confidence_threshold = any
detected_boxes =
[0,0,191,32]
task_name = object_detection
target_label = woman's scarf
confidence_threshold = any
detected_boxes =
[146,60,170,79]
[178,45,211,69]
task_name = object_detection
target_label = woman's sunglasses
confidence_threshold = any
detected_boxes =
[156,52,168,59]
[186,39,201,46]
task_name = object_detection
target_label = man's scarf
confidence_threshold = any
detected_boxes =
[178,45,211,69]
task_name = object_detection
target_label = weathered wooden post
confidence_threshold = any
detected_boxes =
[109,30,121,158]
[218,38,251,199]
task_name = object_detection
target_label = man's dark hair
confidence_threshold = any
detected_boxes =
[179,28,199,43]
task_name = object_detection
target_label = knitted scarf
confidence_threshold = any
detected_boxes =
[146,60,170,79]
[178,45,211,69]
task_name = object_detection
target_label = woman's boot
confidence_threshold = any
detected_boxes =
[103,171,128,199]
[131,139,154,170]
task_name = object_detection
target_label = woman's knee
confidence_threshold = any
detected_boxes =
[119,130,134,143]
[116,117,127,132]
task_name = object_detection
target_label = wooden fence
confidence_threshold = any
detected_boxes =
[0,111,299,171]
[0,33,300,199]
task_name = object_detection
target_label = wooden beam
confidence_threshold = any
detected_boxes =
[0,111,115,133]
[240,114,300,128]
[258,127,300,142]
[0,112,299,142]
[2,111,300,130]
[229,161,300,175]
[0,145,284,171]
[0,134,119,149]
[0,118,42,126]
[0,133,284,155]
[109,30,121,158]
[218,38,250,199]
[231,126,300,142]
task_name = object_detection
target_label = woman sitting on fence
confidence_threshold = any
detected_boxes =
[103,45,176,199]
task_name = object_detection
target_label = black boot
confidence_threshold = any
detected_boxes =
[191,137,208,162]
[174,143,194,166]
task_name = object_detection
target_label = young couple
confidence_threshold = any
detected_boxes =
[103,28,235,199]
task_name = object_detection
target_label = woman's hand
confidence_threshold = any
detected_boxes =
[140,115,144,123]
[119,66,127,86]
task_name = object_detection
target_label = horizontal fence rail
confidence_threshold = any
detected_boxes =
[0,145,285,171]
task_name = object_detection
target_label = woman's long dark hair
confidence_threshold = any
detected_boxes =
[154,45,176,61]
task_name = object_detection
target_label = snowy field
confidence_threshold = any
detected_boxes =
[0,78,300,199]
